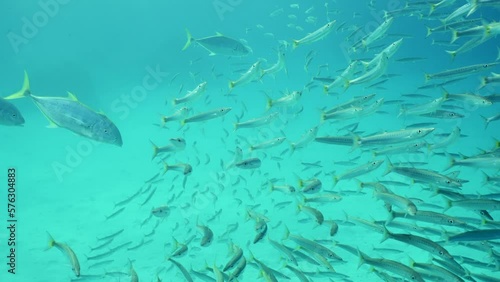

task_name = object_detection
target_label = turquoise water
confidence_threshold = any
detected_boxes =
[1,0,500,281]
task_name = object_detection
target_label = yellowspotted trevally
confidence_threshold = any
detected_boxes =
[0,97,24,126]
[182,29,251,56]
[6,72,122,146]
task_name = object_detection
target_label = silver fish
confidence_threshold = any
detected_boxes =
[0,97,24,126]
[182,29,251,56]
[6,72,122,146]
[235,158,261,169]
[181,107,231,125]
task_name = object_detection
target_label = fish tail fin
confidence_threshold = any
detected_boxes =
[343,79,350,90]
[323,85,330,94]
[289,142,296,155]
[357,249,367,269]
[292,40,299,50]
[479,77,487,89]
[480,115,489,129]
[320,112,326,123]
[425,26,432,37]
[182,29,193,51]
[160,116,167,128]
[386,211,395,224]
[282,225,290,241]
[266,97,272,110]
[397,107,405,118]
[46,232,56,250]
[180,120,186,127]
[444,153,455,171]
[228,81,235,90]
[424,73,431,82]
[150,140,159,160]
[444,199,452,212]
[355,179,364,192]
[450,29,458,44]
[332,176,338,187]
[350,134,360,152]
[445,50,457,61]
[342,210,349,223]
[233,123,238,131]
[162,161,169,175]
[428,4,436,16]
[5,71,31,100]
[296,203,302,215]
[268,182,274,193]
[383,158,393,176]
[381,226,390,243]
[481,171,491,186]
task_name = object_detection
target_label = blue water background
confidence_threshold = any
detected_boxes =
[0,0,499,281]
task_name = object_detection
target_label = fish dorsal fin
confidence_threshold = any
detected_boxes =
[67,91,78,101]
[215,32,224,36]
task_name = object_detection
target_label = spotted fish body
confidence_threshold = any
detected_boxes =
[6,72,122,146]
[182,29,251,57]
[0,97,24,126]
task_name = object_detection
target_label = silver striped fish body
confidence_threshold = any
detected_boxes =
[390,166,462,188]
[376,192,417,215]
[391,210,470,228]
[183,107,231,124]
[32,95,122,146]
[449,229,500,241]
[359,127,434,147]
[359,251,425,282]
[0,97,24,126]
[384,228,453,260]
[293,20,336,48]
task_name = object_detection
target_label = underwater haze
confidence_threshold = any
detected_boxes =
[1,0,500,281]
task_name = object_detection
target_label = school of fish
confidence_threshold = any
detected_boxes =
[3,1,500,281]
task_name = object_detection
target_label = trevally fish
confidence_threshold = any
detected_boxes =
[0,97,24,126]
[182,29,251,56]
[6,72,122,146]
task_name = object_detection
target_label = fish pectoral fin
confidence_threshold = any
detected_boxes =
[67,91,79,101]
[208,52,217,56]
[46,121,58,128]
[215,31,224,36]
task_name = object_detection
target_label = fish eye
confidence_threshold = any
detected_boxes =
[12,114,16,117]
[448,219,454,224]
[439,251,443,255]
[417,129,422,133]
[104,129,108,133]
